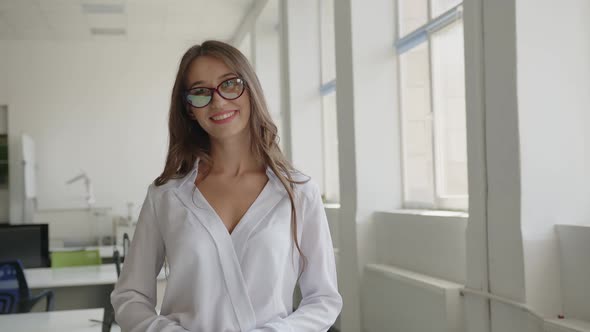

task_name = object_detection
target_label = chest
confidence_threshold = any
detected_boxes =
[196,173,268,233]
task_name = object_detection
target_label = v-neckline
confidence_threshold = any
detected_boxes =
[172,160,288,266]
[193,173,271,238]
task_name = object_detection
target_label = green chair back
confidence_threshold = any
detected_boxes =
[50,249,102,268]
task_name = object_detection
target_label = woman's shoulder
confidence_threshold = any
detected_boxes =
[148,171,194,196]
[269,168,320,202]
[293,174,321,200]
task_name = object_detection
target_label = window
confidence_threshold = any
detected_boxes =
[319,0,340,203]
[396,1,468,210]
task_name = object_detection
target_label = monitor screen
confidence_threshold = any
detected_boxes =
[0,224,49,268]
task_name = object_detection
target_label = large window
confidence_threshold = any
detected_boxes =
[396,1,467,210]
[319,0,339,203]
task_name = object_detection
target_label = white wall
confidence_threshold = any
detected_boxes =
[481,0,527,307]
[461,0,590,331]
[462,0,492,329]
[348,0,402,219]
[0,43,7,102]
[281,0,325,190]
[463,1,531,331]
[374,212,467,284]
[332,0,404,330]
[254,0,283,137]
[0,40,194,222]
[556,225,590,322]
[332,0,362,329]
[516,0,590,319]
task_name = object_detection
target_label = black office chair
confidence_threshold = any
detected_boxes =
[100,233,130,332]
[113,233,130,277]
[0,260,54,314]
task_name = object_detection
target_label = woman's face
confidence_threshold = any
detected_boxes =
[185,56,251,141]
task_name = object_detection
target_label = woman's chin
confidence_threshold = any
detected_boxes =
[207,125,250,142]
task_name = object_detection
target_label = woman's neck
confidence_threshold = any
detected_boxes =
[208,131,262,176]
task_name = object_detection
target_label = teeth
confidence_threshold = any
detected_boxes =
[212,111,236,121]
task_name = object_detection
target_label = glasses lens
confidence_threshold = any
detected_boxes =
[218,78,244,100]
[187,88,212,108]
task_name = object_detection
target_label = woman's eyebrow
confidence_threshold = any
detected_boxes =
[189,73,236,88]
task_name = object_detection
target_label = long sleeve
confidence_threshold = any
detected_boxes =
[251,183,343,332]
[111,185,189,332]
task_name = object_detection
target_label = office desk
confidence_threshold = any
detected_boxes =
[50,246,124,264]
[25,265,167,311]
[0,308,121,332]
[26,264,120,288]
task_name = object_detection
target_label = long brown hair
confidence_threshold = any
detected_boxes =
[155,40,307,270]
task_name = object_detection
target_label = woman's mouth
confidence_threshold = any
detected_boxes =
[210,110,238,124]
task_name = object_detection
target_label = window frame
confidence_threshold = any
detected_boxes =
[395,2,467,211]
[319,0,339,204]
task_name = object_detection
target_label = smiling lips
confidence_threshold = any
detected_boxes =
[210,110,238,124]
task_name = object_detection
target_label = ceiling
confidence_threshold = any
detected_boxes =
[0,0,255,42]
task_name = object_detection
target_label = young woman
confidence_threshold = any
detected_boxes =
[111,40,342,332]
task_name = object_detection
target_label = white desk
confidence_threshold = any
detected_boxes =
[25,265,167,311]
[50,245,125,261]
[26,264,120,289]
[0,308,121,332]
[26,264,166,289]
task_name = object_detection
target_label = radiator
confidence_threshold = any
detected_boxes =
[361,264,464,332]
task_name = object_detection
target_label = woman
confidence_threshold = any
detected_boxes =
[111,40,342,332]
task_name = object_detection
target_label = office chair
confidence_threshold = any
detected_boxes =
[113,233,130,277]
[0,260,54,314]
[101,233,130,332]
[123,233,130,263]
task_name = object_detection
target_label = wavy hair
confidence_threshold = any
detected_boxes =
[155,40,307,270]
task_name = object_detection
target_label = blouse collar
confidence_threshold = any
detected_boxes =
[178,157,281,191]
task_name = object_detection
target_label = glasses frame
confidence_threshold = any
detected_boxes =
[184,77,246,109]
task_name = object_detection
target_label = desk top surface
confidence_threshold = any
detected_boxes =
[0,308,121,332]
[25,264,120,288]
[50,245,124,259]
[26,264,166,289]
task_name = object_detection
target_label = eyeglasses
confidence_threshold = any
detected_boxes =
[185,77,246,108]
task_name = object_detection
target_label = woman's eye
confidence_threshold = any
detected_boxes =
[193,88,209,96]
[222,80,236,88]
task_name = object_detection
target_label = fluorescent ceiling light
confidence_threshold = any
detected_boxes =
[82,3,125,15]
[90,27,126,36]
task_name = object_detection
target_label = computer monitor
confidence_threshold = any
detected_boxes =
[0,224,50,268]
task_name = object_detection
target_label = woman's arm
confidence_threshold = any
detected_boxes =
[111,185,189,332]
[251,182,343,332]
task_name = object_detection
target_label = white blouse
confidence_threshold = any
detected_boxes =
[110,162,342,332]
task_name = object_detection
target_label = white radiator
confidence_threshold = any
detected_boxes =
[361,264,464,332]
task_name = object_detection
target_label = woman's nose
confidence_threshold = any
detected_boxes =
[209,90,228,109]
